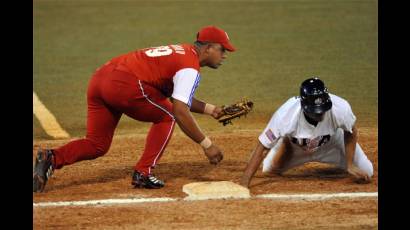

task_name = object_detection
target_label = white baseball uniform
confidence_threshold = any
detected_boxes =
[259,94,373,176]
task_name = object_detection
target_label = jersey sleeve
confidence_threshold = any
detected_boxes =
[171,68,201,107]
[330,94,357,133]
[258,97,300,148]
[258,120,280,149]
[339,102,356,132]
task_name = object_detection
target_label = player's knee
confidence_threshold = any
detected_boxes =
[94,145,110,157]
[154,113,175,124]
[163,114,175,122]
[354,147,373,177]
[262,164,271,173]
[87,138,111,157]
[360,156,373,177]
[366,161,374,177]
[358,158,374,177]
[262,165,282,175]
[262,158,281,174]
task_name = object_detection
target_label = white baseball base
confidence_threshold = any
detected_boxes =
[183,181,250,201]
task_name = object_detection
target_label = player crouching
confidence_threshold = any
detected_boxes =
[240,77,373,188]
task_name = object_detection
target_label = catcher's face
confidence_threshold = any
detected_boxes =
[206,43,227,69]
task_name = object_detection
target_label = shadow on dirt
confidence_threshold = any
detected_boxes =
[47,165,132,191]
[153,159,246,182]
[250,167,349,188]
[47,160,247,191]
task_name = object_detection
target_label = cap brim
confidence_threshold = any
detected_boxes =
[222,42,236,52]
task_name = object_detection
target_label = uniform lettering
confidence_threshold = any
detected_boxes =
[291,135,331,153]
[145,46,173,57]
[171,45,186,54]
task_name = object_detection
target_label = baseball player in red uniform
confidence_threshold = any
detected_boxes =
[33,25,236,192]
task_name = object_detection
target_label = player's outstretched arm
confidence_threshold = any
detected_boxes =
[240,141,270,188]
[190,97,224,119]
[344,125,371,183]
[189,97,207,114]
[172,99,223,165]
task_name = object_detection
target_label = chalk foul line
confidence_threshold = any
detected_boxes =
[33,92,70,139]
[33,197,177,207]
[33,192,377,208]
[254,192,378,201]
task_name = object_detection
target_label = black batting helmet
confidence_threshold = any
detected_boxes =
[300,77,332,114]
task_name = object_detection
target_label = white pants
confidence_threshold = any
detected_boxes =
[262,129,374,177]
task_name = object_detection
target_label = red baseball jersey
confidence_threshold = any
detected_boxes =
[108,44,201,105]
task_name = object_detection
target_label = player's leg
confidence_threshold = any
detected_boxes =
[52,103,121,169]
[95,68,175,188]
[316,129,373,177]
[263,136,323,175]
[122,81,176,176]
[262,137,307,174]
[262,138,286,174]
[314,129,348,169]
[52,69,122,169]
[125,103,175,177]
[33,66,122,192]
[352,143,373,177]
[105,78,175,188]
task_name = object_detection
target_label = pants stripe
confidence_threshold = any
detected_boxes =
[138,80,175,120]
[151,120,175,173]
[138,80,175,174]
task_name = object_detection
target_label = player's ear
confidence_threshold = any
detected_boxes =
[204,43,213,54]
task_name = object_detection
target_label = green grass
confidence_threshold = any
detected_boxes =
[33,0,377,139]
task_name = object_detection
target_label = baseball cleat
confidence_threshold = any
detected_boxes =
[131,171,164,189]
[33,148,55,192]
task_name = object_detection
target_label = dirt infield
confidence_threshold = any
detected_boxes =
[33,127,378,229]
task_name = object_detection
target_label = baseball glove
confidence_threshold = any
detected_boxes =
[218,98,254,126]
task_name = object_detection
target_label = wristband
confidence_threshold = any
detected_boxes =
[200,137,212,149]
[204,104,216,115]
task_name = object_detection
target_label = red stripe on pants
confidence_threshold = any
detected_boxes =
[53,63,175,176]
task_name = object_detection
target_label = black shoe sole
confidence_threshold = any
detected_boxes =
[131,181,164,189]
[33,174,46,192]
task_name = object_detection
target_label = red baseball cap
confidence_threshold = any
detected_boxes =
[196,25,236,52]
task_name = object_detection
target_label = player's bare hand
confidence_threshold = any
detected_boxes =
[211,107,224,120]
[347,165,371,184]
[204,145,223,165]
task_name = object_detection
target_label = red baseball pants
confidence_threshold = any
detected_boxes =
[52,62,175,176]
